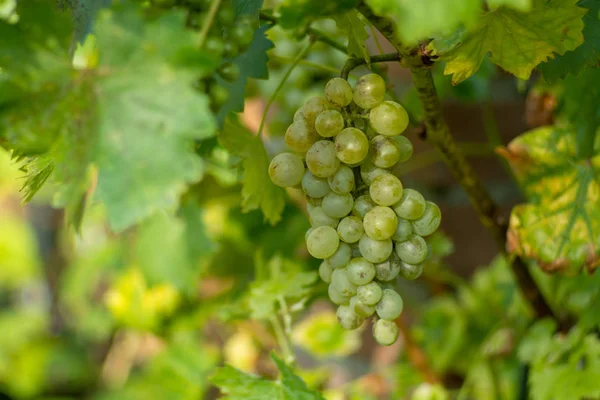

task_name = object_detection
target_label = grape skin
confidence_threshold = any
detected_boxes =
[306,226,340,259]
[331,268,357,296]
[394,135,413,163]
[412,201,442,236]
[370,135,401,168]
[325,77,353,107]
[327,242,352,268]
[319,261,334,283]
[357,282,383,305]
[392,219,413,242]
[352,195,376,218]
[307,205,339,228]
[363,206,398,241]
[360,160,389,186]
[372,319,399,346]
[306,140,340,178]
[315,110,345,138]
[350,296,376,317]
[304,96,330,126]
[335,128,370,165]
[369,101,409,136]
[358,235,393,264]
[399,261,423,280]
[376,288,404,320]
[374,252,401,281]
[268,153,305,187]
[322,192,354,218]
[353,73,386,110]
[327,165,355,194]
[337,216,364,244]
[302,170,330,198]
[346,257,376,285]
[328,284,350,305]
[395,234,428,264]
[285,120,318,152]
[337,305,364,330]
[393,188,426,220]
[370,174,404,206]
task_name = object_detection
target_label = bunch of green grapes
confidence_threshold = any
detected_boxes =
[268,73,442,346]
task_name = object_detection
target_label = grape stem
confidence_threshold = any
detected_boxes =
[357,2,570,331]
[259,11,347,53]
[340,52,404,80]
[197,0,222,49]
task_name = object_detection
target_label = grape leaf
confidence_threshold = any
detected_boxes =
[334,11,370,62]
[488,0,532,11]
[93,7,215,231]
[216,24,273,127]
[210,353,324,400]
[278,0,358,29]
[501,126,600,273]
[539,0,600,81]
[219,117,285,224]
[233,0,262,16]
[435,0,586,84]
[365,0,480,45]
[60,0,111,46]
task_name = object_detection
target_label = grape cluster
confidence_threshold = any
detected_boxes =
[268,73,442,346]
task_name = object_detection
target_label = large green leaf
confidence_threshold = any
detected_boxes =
[436,0,586,84]
[502,126,600,273]
[278,0,358,29]
[333,10,369,62]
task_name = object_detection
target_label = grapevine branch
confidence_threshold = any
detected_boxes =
[357,3,564,327]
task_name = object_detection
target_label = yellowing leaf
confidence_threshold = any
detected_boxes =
[501,126,600,273]
[438,0,586,84]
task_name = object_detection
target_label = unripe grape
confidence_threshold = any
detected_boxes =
[306,140,340,178]
[393,188,426,220]
[327,165,355,194]
[218,62,240,82]
[327,242,352,268]
[376,289,404,320]
[353,73,386,110]
[306,226,339,259]
[335,128,369,165]
[302,170,330,198]
[353,195,376,218]
[392,219,413,242]
[360,160,389,185]
[346,257,376,285]
[319,261,334,283]
[370,174,403,206]
[363,206,398,240]
[315,110,344,137]
[372,319,399,346]
[358,235,393,264]
[204,37,225,57]
[322,192,353,218]
[285,120,318,152]
[331,268,357,296]
[304,96,330,126]
[369,101,409,136]
[294,106,306,122]
[336,305,364,330]
[325,77,353,107]
[374,252,401,281]
[412,201,442,236]
[350,296,376,317]
[399,261,423,280]
[268,153,305,187]
[337,216,364,243]
[395,234,428,264]
[395,135,413,163]
[307,205,338,228]
[370,135,401,168]
[328,284,350,305]
[357,282,383,305]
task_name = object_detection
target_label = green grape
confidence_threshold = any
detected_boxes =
[325,77,353,107]
[370,135,401,168]
[319,260,334,283]
[306,226,340,259]
[204,37,224,57]
[369,101,409,136]
[399,261,423,280]
[217,6,235,25]
[315,110,344,138]
[302,170,330,198]
[374,252,401,281]
[304,96,330,126]
[394,135,413,163]
[294,106,306,122]
[218,62,240,82]
[327,165,355,194]
[210,84,229,108]
[363,206,398,240]
[353,73,386,110]
[357,282,383,305]
[322,192,353,218]
[360,159,389,185]
[328,284,350,305]
[331,268,357,296]
[370,173,403,206]
[376,289,404,320]
[346,257,376,285]
[336,305,364,330]
[223,41,239,58]
[352,195,376,218]
[230,19,254,51]
[327,242,352,268]
[350,296,376,317]
[337,216,364,244]
[307,205,339,228]
[393,188,426,220]
[395,234,428,264]
[306,140,340,178]
[334,128,369,165]
[285,120,318,153]
[412,201,442,236]
[372,319,399,346]
[358,235,393,263]
[268,153,305,188]
[391,219,413,242]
